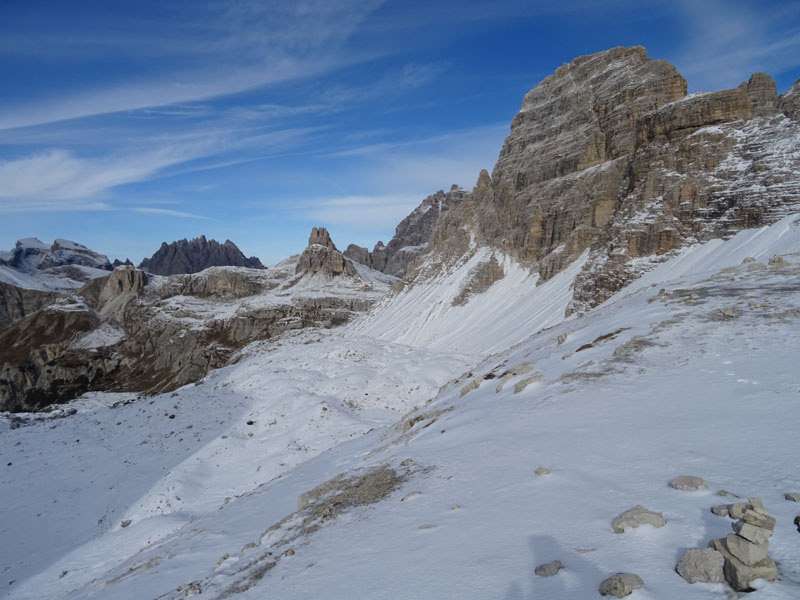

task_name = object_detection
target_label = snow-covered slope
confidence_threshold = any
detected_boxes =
[0,238,111,292]
[349,247,587,354]
[1,215,799,599]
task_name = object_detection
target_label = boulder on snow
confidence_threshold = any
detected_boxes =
[534,466,551,476]
[668,475,707,491]
[534,559,564,577]
[785,492,800,502]
[599,573,644,597]
[612,505,665,533]
[676,548,725,584]
[711,504,731,517]
[709,537,777,591]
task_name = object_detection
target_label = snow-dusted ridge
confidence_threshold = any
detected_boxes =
[1,216,800,599]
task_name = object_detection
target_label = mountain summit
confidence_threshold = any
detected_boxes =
[138,236,264,275]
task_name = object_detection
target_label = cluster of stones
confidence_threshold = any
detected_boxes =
[668,476,778,591]
[531,475,791,596]
[702,499,777,591]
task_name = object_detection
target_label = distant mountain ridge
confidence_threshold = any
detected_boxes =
[138,235,264,275]
[0,237,112,292]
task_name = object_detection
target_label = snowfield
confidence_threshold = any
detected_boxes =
[2,215,800,599]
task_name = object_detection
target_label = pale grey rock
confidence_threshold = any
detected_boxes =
[785,492,800,502]
[534,466,551,476]
[668,475,707,491]
[612,505,665,533]
[726,534,769,565]
[711,504,731,517]
[741,509,775,531]
[599,573,644,597]
[717,489,741,498]
[534,559,564,577]
[676,548,725,584]
[733,521,772,545]
[709,538,777,591]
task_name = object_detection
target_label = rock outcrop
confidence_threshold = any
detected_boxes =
[388,46,800,313]
[296,228,357,278]
[0,281,59,329]
[139,236,264,275]
[0,254,383,412]
[345,186,467,278]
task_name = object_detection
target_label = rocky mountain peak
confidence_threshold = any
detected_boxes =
[778,77,800,120]
[308,227,337,250]
[391,45,800,314]
[296,227,356,278]
[139,236,264,275]
[344,185,467,277]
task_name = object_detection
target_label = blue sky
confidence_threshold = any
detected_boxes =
[1,0,799,264]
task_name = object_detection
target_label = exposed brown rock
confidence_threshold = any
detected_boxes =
[296,228,357,278]
[779,77,800,120]
[390,46,799,314]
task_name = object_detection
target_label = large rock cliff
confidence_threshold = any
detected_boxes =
[395,46,800,312]
[139,236,264,275]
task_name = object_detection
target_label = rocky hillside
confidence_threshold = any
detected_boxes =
[344,185,467,278]
[0,230,385,412]
[380,46,800,313]
[139,235,264,275]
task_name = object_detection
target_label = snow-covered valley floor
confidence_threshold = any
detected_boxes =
[2,216,800,599]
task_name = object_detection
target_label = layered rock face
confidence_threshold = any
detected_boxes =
[345,186,466,278]
[139,236,264,275]
[401,46,800,312]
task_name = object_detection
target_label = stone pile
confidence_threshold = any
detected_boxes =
[708,499,778,591]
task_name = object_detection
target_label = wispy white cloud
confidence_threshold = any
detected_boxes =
[279,123,509,232]
[0,124,319,209]
[0,1,387,131]
[132,207,209,219]
[0,146,199,205]
[672,0,800,91]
